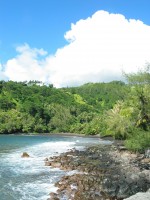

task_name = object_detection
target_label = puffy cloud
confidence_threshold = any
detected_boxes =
[3,11,150,87]
[4,43,49,83]
[0,63,7,80]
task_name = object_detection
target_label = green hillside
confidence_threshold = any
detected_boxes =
[0,66,150,152]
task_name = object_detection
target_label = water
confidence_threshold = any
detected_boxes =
[0,134,111,200]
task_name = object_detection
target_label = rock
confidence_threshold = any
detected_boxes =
[49,192,60,200]
[142,170,150,182]
[44,158,49,161]
[141,158,150,164]
[21,152,30,158]
[45,161,51,166]
[145,149,150,158]
[47,144,150,200]
[51,162,61,168]
[124,189,150,200]
[118,145,128,151]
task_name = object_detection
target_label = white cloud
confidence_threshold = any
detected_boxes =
[2,10,150,87]
[0,62,7,80]
[4,43,49,83]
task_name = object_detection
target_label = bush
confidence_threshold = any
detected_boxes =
[124,131,150,152]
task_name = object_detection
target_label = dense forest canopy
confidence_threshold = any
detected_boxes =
[0,66,150,152]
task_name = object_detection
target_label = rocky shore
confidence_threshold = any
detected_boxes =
[45,141,150,200]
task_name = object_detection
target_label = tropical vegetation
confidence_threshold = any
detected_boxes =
[0,65,150,152]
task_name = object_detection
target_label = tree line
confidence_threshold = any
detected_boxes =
[0,66,150,152]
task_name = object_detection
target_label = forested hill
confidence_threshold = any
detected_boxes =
[0,66,150,152]
[0,80,126,134]
[62,81,127,111]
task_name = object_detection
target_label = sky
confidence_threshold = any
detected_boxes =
[0,0,150,87]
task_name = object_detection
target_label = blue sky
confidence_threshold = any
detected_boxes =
[0,0,150,87]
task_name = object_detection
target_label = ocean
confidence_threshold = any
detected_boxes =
[0,134,111,200]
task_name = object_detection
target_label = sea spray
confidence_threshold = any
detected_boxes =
[0,135,111,200]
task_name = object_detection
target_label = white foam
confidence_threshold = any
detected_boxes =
[12,182,51,200]
[0,140,76,200]
[49,184,59,193]
[67,170,78,176]
[1,141,75,172]
[0,136,110,200]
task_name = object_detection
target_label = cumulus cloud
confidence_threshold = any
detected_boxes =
[0,63,7,80]
[4,43,49,83]
[3,10,150,87]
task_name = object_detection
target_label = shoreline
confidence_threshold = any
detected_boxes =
[1,133,149,199]
[45,141,150,200]
[0,132,101,138]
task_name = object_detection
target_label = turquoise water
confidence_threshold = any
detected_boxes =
[0,135,111,200]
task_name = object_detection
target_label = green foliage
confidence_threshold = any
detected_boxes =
[70,113,101,135]
[124,65,150,130]
[0,110,36,134]
[48,104,74,132]
[0,68,149,152]
[124,131,150,153]
[63,81,127,111]
[0,109,22,133]
[73,94,86,104]
[83,116,102,135]
[34,118,47,133]
[103,101,135,139]
[21,114,35,133]
[124,64,150,85]
[0,95,16,110]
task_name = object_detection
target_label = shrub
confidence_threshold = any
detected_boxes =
[124,131,150,152]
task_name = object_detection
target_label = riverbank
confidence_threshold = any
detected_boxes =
[45,141,150,200]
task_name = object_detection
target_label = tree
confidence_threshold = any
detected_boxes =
[104,100,134,139]
[48,104,74,132]
[124,65,150,130]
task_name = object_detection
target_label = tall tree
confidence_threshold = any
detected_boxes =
[124,64,150,130]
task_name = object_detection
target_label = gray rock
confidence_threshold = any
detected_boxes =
[145,148,150,158]
[124,189,150,200]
